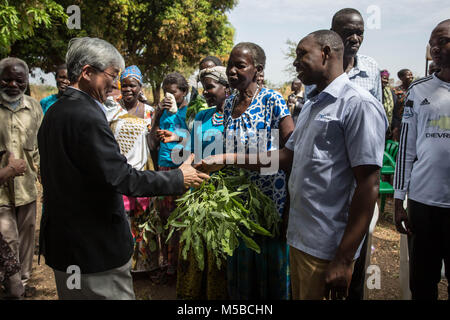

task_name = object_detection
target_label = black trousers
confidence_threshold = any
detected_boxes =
[407,199,450,300]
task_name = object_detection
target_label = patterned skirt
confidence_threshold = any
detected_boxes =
[0,232,20,282]
[176,244,228,300]
[124,196,161,272]
[156,166,180,269]
[227,235,291,300]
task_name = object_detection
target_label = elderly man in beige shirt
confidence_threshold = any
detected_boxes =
[0,57,43,299]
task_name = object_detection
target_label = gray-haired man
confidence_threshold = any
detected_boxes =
[38,37,209,300]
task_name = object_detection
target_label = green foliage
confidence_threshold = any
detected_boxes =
[185,93,209,130]
[139,205,164,254]
[283,38,298,79]
[3,0,237,103]
[122,0,236,102]
[166,167,281,271]
[0,0,67,56]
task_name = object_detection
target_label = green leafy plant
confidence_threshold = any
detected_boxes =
[166,167,281,271]
[0,0,67,56]
[139,206,164,253]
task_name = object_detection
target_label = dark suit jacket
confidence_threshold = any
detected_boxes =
[38,88,185,273]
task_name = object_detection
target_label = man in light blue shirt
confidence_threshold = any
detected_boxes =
[286,29,387,300]
[198,29,387,300]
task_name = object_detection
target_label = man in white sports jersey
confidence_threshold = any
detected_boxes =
[394,19,450,300]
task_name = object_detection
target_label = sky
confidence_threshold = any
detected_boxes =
[226,0,450,86]
[31,0,450,87]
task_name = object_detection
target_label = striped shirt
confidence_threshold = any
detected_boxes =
[393,73,450,208]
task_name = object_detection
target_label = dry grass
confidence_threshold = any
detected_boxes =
[30,85,57,102]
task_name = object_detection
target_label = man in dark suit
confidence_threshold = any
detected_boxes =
[37,37,209,300]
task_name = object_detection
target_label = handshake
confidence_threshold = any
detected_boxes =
[177,154,226,189]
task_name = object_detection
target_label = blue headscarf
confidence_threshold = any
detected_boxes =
[120,65,142,85]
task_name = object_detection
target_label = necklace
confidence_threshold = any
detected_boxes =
[212,112,224,126]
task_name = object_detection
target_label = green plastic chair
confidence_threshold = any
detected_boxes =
[385,140,399,159]
[379,140,399,213]
[379,180,394,213]
[381,151,396,175]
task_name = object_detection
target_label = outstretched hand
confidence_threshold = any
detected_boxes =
[156,129,179,143]
[194,154,226,175]
[179,154,210,189]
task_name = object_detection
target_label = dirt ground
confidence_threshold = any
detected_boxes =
[23,186,448,300]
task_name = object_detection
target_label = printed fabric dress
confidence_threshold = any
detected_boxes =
[156,106,188,274]
[107,101,160,272]
[223,87,291,300]
[0,232,20,283]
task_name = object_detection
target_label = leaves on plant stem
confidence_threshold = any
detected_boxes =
[166,167,280,270]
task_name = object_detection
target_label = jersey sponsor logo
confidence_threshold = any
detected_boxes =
[402,107,414,120]
[427,116,450,131]
[425,132,450,138]
[420,98,431,106]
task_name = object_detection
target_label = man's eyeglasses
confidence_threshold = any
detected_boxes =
[90,65,119,82]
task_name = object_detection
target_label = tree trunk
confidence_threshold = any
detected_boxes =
[152,81,162,105]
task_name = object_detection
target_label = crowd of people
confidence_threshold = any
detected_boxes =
[0,8,448,301]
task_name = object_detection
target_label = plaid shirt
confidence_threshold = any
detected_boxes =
[306,54,382,102]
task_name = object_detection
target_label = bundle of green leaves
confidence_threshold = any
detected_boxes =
[166,167,281,271]
[185,94,210,131]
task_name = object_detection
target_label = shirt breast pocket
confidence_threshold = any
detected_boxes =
[310,119,340,160]
[22,127,37,151]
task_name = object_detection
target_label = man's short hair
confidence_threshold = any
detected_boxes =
[331,8,363,28]
[66,37,125,83]
[0,57,29,77]
[397,69,411,78]
[436,19,450,28]
[233,42,266,70]
[308,30,344,58]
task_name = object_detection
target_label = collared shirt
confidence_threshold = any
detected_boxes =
[394,74,450,208]
[0,95,43,206]
[68,86,108,116]
[285,73,387,260]
[305,54,382,102]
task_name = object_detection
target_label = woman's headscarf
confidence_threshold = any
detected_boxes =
[380,69,390,78]
[120,65,143,85]
[198,66,228,86]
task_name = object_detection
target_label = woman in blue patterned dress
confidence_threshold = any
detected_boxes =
[200,43,294,299]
